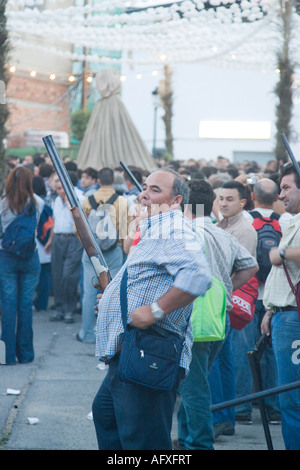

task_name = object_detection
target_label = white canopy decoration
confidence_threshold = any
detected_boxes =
[5,0,300,71]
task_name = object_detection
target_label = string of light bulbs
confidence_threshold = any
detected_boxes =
[6,63,163,84]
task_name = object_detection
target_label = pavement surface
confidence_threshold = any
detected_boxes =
[0,304,286,451]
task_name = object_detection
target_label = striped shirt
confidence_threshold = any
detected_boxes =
[95,209,212,372]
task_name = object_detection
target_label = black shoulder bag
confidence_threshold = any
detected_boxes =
[117,268,184,391]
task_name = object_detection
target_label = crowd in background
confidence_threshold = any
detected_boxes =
[1,149,299,450]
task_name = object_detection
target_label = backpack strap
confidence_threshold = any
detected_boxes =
[88,194,99,210]
[106,193,119,205]
[269,211,280,221]
[88,193,119,210]
[249,210,261,219]
[250,210,280,222]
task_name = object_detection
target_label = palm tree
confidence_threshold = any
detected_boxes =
[274,0,295,162]
[159,64,174,158]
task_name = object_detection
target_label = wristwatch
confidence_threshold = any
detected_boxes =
[279,248,287,260]
[151,302,165,320]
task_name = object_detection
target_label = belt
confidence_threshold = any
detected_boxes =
[55,233,75,237]
[274,306,297,312]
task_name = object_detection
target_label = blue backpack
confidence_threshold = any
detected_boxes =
[250,210,282,283]
[1,202,37,259]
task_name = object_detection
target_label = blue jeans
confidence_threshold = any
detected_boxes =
[230,318,258,416]
[231,300,279,416]
[177,319,229,450]
[209,328,235,426]
[252,300,279,413]
[271,310,300,450]
[92,356,182,450]
[78,246,123,343]
[34,262,51,311]
[0,249,40,364]
[78,251,99,343]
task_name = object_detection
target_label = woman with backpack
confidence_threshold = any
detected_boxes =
[0,166,41,365]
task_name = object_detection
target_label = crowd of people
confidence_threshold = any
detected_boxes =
[0,150,300,451]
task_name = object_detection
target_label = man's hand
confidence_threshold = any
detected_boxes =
[269,247,282,266]
[94,293,102,312]
[261,310,273,336]
[269,246,300,265]
[131,305,156,329]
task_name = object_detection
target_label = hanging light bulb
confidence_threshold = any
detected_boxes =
[9,66,16,73]
[50,73,56,80]
[30,70,37,77]
[68,75,75,82]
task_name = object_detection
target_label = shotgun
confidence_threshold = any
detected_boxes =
[281,134,300,178]
[42,135,110,292]
[120,160,143,192]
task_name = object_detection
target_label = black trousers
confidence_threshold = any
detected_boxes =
[92,356,184,450]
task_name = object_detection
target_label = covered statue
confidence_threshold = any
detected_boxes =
[76,68,157,172]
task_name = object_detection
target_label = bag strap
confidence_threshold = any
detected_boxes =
[282,260,300,321]
[120,267,129,330]
[88,194,98,210]
[249,210,280,222]
[120,266,188,339]
[282,260,296,296]
[249,210,261,219]
[106,193,119,206]
[88,192,119,211]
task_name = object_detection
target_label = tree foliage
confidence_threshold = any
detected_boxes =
[0,0,10,193]
[71,109,91,142]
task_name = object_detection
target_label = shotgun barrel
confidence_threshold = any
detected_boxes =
[120,160,143,192]
[281,134,300,178]
[42,135,110,291]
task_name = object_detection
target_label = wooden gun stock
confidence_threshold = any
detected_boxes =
[71,207,110,292]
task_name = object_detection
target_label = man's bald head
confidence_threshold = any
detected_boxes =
[253,178,278,207]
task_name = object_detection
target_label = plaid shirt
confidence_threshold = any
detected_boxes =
[95,209,212,372]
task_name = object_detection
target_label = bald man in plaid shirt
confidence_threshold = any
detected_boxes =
[92,169,212,450]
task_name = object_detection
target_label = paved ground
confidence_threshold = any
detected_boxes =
[0,305,285,451]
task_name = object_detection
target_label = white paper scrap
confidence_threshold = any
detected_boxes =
[27,417,39,425]
[6,388,21,395]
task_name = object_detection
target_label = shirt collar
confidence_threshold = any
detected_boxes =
[288,212,300,227]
